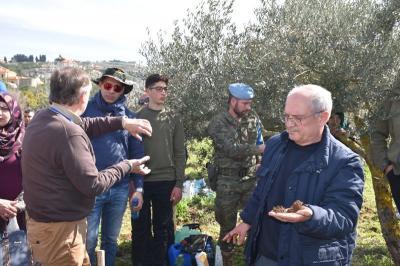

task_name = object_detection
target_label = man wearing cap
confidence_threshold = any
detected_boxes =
[82,67,145,266]
[207,83,265,266]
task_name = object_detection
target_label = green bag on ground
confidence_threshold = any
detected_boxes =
[175,223,201,243]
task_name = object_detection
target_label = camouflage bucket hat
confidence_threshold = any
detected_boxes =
[93,67,134,94]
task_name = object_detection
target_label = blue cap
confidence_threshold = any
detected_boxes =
[228,83,254,100]
[0,81,7,92]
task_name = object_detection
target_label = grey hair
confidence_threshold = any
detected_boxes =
[288,84,333,114]
[49,67,91,105]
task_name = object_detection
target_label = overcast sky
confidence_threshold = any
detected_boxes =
[0,0,261,62]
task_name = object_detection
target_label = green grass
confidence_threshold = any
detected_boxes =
[352,167,394,266]
[113,168,394,265]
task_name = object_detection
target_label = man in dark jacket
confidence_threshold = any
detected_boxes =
[82,67,144,266]
[223,84,364,266]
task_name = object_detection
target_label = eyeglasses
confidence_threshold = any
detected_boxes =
[283,111,323,125]
[103,82,124,93]
[149,86,168,92]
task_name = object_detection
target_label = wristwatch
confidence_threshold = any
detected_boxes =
[136,187,144,193]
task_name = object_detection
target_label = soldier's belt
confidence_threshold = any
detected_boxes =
[219,167,249,178]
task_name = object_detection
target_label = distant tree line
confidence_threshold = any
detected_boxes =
[8,54,46,63]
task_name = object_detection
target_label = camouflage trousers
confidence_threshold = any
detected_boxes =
[215,174,256,252]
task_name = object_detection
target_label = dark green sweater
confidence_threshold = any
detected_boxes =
[137,107,186,187]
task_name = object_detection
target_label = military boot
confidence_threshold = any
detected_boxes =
[221,250,234,266]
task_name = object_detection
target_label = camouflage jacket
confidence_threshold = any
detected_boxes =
[370,93,400,175]
[207,110,263,173]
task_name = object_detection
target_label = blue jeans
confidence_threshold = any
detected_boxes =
[86,182,129,266]
[131,181,175,266]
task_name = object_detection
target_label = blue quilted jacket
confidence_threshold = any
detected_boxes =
[241,126,364,265]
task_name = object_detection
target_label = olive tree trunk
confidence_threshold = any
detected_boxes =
[338,135,400,265]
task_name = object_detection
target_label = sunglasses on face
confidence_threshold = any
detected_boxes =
[103,82,124,93]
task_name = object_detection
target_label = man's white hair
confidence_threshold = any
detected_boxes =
[288,84,332,114]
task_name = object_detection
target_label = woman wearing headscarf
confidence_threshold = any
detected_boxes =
[0,92,25,232]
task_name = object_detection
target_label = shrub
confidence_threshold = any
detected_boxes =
[176,194,216,225]
[185,138,214,179]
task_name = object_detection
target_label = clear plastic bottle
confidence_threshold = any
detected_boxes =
[175,253,185,266]
[131,197,140,220]
[256,120,264,146]
[205,241,212,255]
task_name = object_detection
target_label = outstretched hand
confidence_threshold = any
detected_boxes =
[123,118,152,141]
[222,223,251,245]
[128,156,151,175]
[268,206,313,223]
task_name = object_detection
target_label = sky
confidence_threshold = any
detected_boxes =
[0,0,261,63]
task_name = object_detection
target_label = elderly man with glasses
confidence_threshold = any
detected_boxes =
[223,84,364,266]
[82,67,146,266]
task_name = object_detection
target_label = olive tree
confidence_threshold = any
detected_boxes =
[141,0,245,138]
[140,0,400,262]
[245,1,400,262]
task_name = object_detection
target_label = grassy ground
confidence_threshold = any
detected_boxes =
[352,168,394,266]
[113,168,394,265]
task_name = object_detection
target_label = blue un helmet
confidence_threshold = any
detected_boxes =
[228,83,254,100]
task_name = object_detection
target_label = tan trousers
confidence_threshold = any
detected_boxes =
[26,214,90,266]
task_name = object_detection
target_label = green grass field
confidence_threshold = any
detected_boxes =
[113,168,394,265]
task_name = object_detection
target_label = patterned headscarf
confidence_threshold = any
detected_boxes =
[0,92,25,162]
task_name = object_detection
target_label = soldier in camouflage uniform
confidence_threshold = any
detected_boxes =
[207,83,265,266]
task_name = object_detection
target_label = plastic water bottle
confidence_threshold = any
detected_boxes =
[256,120,264,146]
[205,241,213,257]
[175,253,185,266]
[131,197,140,220]
[6,217,20,234]
[214,245,223,266]
[195,252,208,266]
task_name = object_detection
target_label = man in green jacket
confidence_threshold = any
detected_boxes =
[207,83,265,266]
[131,74,186,265]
